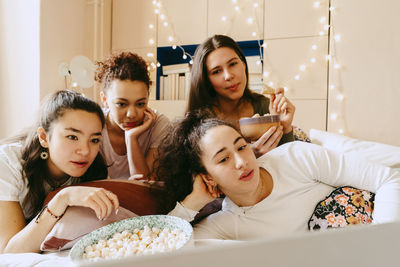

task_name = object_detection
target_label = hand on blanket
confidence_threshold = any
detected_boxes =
[181,175,219,212]
[49,186,120,221]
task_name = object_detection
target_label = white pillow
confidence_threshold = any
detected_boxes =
[310,129,400,168]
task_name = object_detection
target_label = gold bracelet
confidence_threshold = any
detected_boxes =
[35,205,64,223]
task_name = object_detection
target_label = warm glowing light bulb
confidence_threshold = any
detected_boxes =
[256,59,261,65]
[319,31,324,36]
[252,32,257,37]
[299,64,306,71]
[72,82,78,87]
[235,6,240,11]
[232,0,237,3]
[247,18,254,24]
[329,6,335,11]
[189,60,193,65]
[262,43,268,48]
[147,52,154,57]
[320,17,326,23]
[156,2,161,7]
[149,39,154,45]
[160,14,165,20]
[154,9,159,14]
[283,87,289,92]
[263,71,270,77]
[330,113,338,120]
[312,45,318,50]
[311,57,316,63]
[183,54,187,60]
[253,3,258,8]
[295,75,300,80]
[152,0,156,5]
[313,1,320,8]
[172,45,177,50]
[268,81,274,87]
[334,63,341,69]
[334,34,341,41]
[324,24,330,30]
[149,24,154,29]
[168,36,174,42]
[337,94,344,101]
[326,55,331,61]
[221,16,227,21]
[338,129,344,134]
[156,62,161,67]
[329,84,335,90]
[163,22,168,27]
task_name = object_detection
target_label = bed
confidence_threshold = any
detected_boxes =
[1,129,399,266]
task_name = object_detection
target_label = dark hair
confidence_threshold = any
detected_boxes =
[154,109,237,212]
[187,34,256,113]
[95,51,152,91]
[20,90,108,220]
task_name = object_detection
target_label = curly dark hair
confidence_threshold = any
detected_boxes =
[154,109,238,212]
[95,51,152,91]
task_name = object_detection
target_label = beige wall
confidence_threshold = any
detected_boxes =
[0,0,112,139]
[328,0,400,145]
[112,0,400,146]
[0,0,40,139]
[2,0,399,145]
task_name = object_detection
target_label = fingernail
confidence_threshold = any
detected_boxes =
[98,216,102,220]
[115,208,119,215]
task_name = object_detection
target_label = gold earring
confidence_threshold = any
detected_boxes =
[40,150,49,160]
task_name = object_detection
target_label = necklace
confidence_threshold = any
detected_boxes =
[240,204,256,215]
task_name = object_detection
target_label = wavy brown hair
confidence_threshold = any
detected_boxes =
[8,90,108,220]
[154,109,238,212]
[187,34,264,113]
[95,51,152,91]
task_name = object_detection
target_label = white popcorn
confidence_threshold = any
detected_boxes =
[82,226,189,261]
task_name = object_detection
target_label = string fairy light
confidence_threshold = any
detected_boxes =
[147,0,344,134]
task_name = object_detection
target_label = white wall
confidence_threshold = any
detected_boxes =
[328,0,400,145]
[112,0,400,146]
[40,0,95,100]
[0,0,40,139]
[0,0,112,139]
[112,0,329,136]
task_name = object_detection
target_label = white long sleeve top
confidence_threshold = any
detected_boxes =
[169,141,400,240]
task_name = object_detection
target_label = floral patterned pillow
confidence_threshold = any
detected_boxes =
[308,186,375,231]
[293,126,311,143]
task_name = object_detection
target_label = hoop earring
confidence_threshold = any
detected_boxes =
[40,150,49,160]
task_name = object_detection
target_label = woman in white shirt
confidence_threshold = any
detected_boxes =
[95,52,170,179]
[155,110,400,240]
[0,90,119,253]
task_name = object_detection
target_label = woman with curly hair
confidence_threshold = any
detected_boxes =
[0,90,119,253]
[156,110,400,240]
[95,52,170,179]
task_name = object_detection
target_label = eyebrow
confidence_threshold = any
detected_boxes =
[65,127,102,136]
[113,97,147,102]
[208,57,239,73]
[212,136,244,159]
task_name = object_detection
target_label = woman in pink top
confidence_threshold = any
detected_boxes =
[95,52,170,179]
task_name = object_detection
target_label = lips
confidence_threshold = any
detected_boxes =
[226,83,240,92]
[124,122,138,128]
[239,169,254,181]
[71,161,89,168]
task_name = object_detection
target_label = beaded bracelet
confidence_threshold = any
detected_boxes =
[35,204,64,223]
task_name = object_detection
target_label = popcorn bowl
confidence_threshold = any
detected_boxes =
[69,215,193,262]
[239,114,280,141]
